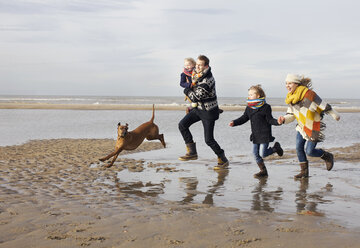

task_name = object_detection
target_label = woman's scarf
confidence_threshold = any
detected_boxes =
[285,85,309,105]
[183,68,193,77]
[247,97,266,109]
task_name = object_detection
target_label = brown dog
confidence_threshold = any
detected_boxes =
[99,104,166,167]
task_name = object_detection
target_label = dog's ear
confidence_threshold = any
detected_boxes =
[126,123,129,127]
[118,122,121,126]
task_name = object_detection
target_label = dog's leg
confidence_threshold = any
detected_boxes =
[99,147,121,162]
[158,134,166,148]
[105,148,122,168]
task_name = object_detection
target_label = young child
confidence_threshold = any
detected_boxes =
[229,85,283,178]
[278,74,340,179]
[180,57,196,89]
[180,57,196,113]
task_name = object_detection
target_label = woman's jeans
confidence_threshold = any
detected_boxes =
[253,143,274,163]
[296,131,324,162]
[178,109,224,156]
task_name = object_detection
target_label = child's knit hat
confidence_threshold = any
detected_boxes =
[285,74,301,84]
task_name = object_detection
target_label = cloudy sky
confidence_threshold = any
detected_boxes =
[1,0,359,98]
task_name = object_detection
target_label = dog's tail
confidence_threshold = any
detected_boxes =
[150,104,155,123]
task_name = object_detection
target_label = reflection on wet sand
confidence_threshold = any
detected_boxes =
[115,167,230,205]
[179,177,199,203]
[295,178,331,216]
[113,160,348,223]
[115,177,165,197]
[251,178,283,212]
[178,169,229,205]
[202,169,229,205]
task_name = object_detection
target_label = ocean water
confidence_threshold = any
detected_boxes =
[1,97,360,228]
[1,95,360,109]
[0,108,357,148]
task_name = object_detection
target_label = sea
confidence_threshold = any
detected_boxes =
[1,95,360,227]
[1,94,360,109]
[0,94,359,147]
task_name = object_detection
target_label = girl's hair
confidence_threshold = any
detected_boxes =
[248,84,266,98]
[299,76,313,89]
[184,57,196,66]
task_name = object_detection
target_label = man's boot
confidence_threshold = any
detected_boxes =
[214,152,229,170]
[272,142,283,157]
[254,161,268,178]
[178,142,198,161]
[321,151,334,171]
[294,161,309,179]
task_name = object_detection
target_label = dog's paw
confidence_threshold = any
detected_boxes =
[104,163,113,168]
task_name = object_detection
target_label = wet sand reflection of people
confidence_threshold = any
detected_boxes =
[295,178,310,213]
[251,178,283,212]
[203,169,229,205]
[179,169,229,205]
[295,178,329,215]
[179,177,199,203]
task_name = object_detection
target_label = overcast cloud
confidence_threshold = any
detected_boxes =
[1,0,359,98]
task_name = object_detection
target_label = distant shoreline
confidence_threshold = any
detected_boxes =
[0,103,358,112]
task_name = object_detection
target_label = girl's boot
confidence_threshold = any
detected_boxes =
[178,142,198,161]
[294,161,309,179]
[254,161,268,178]
[272,142,283,156]
[321,151,334,171]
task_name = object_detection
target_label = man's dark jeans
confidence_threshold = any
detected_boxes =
[178,109,224,156]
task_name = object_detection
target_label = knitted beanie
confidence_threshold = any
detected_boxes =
[285,74,301,84]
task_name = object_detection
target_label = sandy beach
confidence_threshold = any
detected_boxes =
[1,139,359,248]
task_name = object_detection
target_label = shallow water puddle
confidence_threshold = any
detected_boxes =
[113,153,360,228]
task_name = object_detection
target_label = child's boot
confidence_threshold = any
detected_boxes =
[254,161,268,178]
[214,152,229,170]
[321,151,334,171]
[179,142,198,161]
[294,161,309,179]
[272,142,283,156]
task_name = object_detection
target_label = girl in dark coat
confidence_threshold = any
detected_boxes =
[229,85,283,178]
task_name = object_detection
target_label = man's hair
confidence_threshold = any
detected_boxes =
[197,55,210,66]
[248,84,266,98]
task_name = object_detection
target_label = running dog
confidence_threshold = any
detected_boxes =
[99,105,166,167]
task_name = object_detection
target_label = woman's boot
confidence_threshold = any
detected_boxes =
[178,142,198,161]
[294,161,309,179]
[321,151,334,171]
[254,161,268,178]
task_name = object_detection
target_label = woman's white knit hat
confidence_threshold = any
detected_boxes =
[285,74,301,83]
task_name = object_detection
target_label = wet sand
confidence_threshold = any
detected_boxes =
[0,139,359,247]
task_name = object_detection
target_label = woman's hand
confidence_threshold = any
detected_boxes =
[278,116,285,125]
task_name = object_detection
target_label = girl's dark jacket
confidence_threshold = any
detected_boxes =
[232,103,280,144]
[180,73,192,88]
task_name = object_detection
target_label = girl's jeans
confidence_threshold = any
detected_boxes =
[253,143,274,163]
[296,131,324,162]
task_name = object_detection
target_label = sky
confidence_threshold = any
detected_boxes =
[1,0,359,98]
